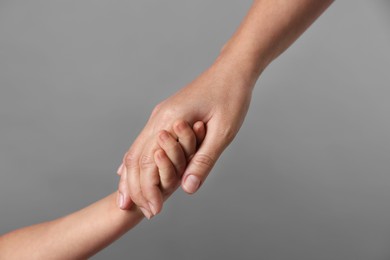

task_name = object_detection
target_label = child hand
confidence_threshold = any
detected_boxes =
[117,120,205,219]
[154,121,206,200]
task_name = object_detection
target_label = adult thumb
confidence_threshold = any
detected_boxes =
[181,124,230,194]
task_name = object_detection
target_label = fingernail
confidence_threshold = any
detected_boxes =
[156,150,165,160]
[176,121,186,131]
[117,192,124,209]
[159,131,169,141]
[148,202,157,216]
[183,175,200,193]
[140,207,152,220]
[116,163,124,175]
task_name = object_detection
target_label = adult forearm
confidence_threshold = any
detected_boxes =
[0,192,143,260]
[216,0,334,87]
[116,0,335,207]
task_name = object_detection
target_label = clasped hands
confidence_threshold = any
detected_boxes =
[117,120,206,219]
[116,61,254,219]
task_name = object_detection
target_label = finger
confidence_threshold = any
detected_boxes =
[117,165,133,209]
[154,149,178,196]
[157,130,187,177]
[119,128,151,210]
[173,120,196,160]
[181,122,228,194]
[192,121,206,150]
[139,151,163,217]
[124,150,153,219]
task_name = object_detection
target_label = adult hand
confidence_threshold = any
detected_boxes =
[118,121,206,218]
[117,0,334,218]
[118,58,256,215]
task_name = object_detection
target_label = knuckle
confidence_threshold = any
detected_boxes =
[150,102,164,117]
[192,154,215,168]
[220,126,236,143]
[140,154,155,169]
[215,124,237,147]
[151,102,175,121]
[159,108,177,124]
[124,152,138,168]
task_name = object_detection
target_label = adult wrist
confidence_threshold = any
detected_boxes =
[213,39,268,92]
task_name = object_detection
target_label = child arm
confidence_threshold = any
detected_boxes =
[0,121,205,259]
[0,192,142,260]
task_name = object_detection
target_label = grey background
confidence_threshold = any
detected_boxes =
[1,1,390,259]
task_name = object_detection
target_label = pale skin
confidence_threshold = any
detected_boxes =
[0,0,335,257]
[118,0,335,218]
[0,121,205,259]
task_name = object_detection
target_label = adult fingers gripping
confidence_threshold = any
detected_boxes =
[125,150,154,219]
[138,152,163,217]
[140,127,192,217]
[119,121,206,217]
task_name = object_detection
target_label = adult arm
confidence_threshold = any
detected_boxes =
[119,0,334,214]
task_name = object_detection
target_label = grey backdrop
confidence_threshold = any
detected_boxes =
[1,1,390,259]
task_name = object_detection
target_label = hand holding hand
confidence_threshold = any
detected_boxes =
[117,121,205,218]
[118,59,256,216]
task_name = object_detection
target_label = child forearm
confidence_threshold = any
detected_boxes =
[0,192,143,260]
